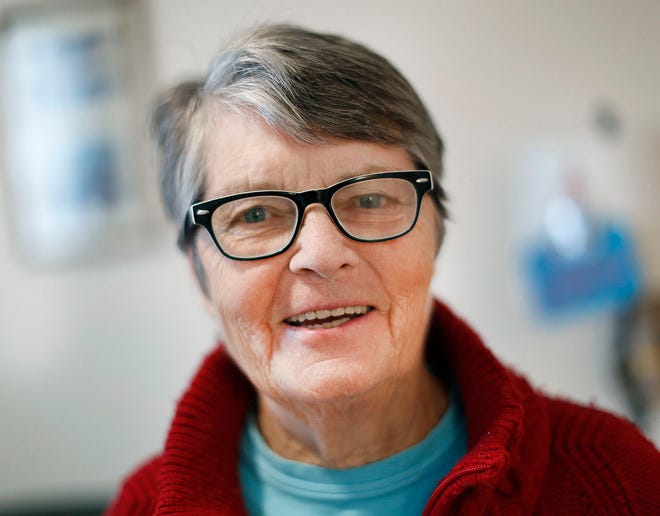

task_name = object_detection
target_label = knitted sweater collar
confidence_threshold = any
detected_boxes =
[154,300,550,514]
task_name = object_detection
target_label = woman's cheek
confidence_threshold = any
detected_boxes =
[215,285,278,380]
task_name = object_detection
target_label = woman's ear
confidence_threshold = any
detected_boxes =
[435,216,446,256]
[186,245,227,343]
[186,243,214,316]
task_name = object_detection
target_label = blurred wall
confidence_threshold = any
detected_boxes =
[1,0,659,506]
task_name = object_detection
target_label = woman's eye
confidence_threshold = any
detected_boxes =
[358,193,384,209]
[242,206,268,223]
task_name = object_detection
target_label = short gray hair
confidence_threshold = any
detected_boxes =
[151,24,447,250]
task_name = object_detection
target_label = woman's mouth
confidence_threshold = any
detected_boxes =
[285,305,373,329]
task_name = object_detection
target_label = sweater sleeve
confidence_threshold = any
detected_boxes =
[104,456,161,516]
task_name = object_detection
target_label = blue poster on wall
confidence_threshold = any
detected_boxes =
[525,222,642,317]
[513,138,645,320]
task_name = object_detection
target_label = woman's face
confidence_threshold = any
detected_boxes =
[195,112,440,407]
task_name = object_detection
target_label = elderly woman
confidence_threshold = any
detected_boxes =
[107,25,660,515]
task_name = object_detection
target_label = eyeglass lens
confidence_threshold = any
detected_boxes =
[213,196,298,258]
[210,177,419,259]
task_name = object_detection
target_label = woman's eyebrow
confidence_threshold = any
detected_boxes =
[360,164,410,174]
[219,180,283,195]
[210,164,408,197]
[329,164,414,182]
[207,177,284,197]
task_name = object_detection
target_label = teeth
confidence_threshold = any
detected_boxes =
[307,317,351,329]
[286,305,370,324]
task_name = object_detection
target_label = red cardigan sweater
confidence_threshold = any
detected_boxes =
[106,301,660,515]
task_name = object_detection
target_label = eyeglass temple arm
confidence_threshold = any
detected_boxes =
[412,159,448,219]
[177,205,198,251]
[432,183,449,220]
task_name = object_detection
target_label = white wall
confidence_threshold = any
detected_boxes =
[1,0,659,506]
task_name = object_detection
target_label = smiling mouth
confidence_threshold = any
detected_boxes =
[285,305,373,329]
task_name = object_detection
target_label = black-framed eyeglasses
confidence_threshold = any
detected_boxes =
[183,170,438,261]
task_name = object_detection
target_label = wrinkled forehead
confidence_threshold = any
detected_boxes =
[201,110,416,199]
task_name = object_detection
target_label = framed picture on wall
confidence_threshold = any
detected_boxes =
[0,0,150,266]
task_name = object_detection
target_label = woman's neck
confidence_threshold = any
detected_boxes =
[256,366,448,468]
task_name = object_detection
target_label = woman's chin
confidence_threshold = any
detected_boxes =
[271,358,383,406]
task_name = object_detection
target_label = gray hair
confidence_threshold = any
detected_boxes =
[151,24,447,251]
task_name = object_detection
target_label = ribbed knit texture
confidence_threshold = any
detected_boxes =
[105,300,660,515]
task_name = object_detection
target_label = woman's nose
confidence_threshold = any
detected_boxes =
[288,206,359,278]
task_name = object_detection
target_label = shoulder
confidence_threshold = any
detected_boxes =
[540,396,660,513]
[544,395,657,456]
[104,455,162,516]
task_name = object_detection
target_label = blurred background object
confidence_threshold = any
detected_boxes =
[614,292,660,429]
[1,0,143,267]
[516,104,643,319]
[1,0,659,513]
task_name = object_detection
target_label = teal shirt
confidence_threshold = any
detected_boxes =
[239,394,467,515]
